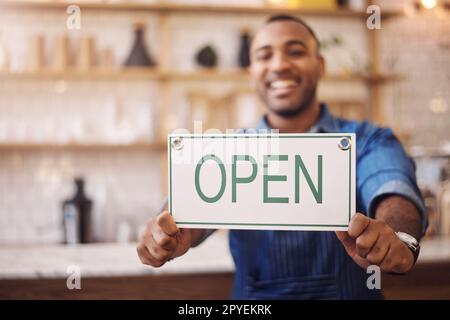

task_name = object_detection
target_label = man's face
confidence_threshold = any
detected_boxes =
[250,20,324,117]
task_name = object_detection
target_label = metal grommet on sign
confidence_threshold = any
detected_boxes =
[171,137,184,150]
[338,137,351,151]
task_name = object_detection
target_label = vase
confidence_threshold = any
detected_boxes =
[124,22,156,67]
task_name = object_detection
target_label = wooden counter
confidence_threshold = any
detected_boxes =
[1,234,449,299]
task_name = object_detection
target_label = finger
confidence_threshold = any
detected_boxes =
[366,237,390,265]
[147,234,173,262]
[153,227,177,251]
[379,244,396,272]
[335,231,370,270]
[355,224,380,258]
[136,243,164,267]
[156,211,179,236]
[335,231,353,249]
[348,213,371,239]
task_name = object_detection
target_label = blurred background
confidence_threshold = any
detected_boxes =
[0,0,449,299]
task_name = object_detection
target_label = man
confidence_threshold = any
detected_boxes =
[137,15,426,299]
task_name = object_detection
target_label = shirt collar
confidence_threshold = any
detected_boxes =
[256,103,339,133]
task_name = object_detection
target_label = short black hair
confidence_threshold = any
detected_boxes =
[265,15,320,52]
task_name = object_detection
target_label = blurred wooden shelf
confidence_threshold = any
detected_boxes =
[1,69,404,84]
[0,69,246,81]
[0,142,167,151]
[325,73,405,83]
[0,0,403,18]
[164,70,250,82]
[169,71,405,83]
[0,68,162,81]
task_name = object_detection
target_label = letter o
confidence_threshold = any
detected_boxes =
[195,154,226,203]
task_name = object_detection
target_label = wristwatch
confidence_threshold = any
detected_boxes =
[395,231,420,263]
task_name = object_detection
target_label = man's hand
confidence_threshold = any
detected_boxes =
[336,213,414,274]
[137,211,194,267]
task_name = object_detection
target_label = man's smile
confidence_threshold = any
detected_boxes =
[266,79,301,98]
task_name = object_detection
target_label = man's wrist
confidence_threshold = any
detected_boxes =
[191,229,215,247]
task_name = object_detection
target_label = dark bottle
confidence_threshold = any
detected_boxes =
[238,29,251,69]
[195,45,217,68]
[336,0,349,9]
[124,22,156,67]
[62,178,93,244]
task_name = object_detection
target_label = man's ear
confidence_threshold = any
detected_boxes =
[318,54,326,79]
[248,63,257,89]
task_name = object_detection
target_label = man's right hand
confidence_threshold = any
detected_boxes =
[137,210,194,267]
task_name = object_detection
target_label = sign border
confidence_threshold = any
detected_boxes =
[168,134,354,228]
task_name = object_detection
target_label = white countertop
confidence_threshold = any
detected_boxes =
[0,233,449,280]
[0,231,234,279]
[416,237,450,263]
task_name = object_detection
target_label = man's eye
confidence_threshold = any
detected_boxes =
[256,54,270,61]
[289,50,306,57]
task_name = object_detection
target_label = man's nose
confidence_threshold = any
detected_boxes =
[269,52,291,72]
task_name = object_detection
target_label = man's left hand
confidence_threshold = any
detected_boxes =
[336,213,414,274]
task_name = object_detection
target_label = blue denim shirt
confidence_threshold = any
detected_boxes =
[229,104,427,299]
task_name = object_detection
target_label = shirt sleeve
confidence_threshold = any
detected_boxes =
[356,126,428,236]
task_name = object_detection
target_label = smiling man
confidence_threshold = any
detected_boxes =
[250,15,323,128]
[137,15,427,299]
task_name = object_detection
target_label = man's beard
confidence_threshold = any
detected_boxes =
[270,85,317,118]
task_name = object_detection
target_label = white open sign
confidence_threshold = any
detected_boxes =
[168,134,355,231]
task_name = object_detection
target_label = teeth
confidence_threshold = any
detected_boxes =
[270,80,297,89]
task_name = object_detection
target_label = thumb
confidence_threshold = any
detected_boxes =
[335,231,355,254]
[335,231,370,270]
[335,230,351,244]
